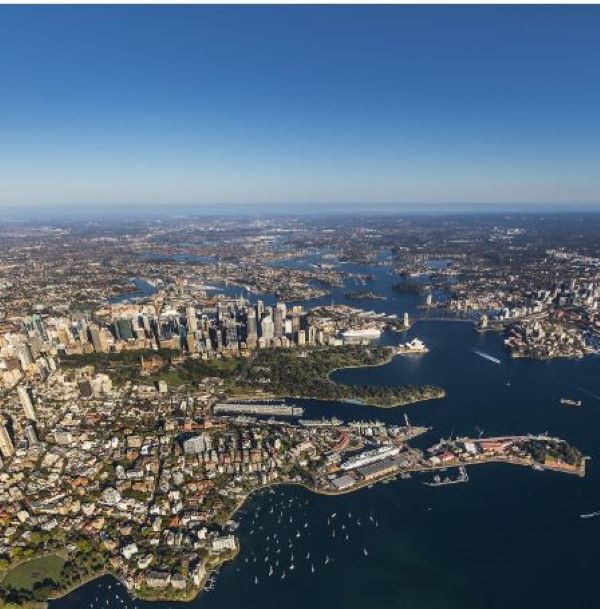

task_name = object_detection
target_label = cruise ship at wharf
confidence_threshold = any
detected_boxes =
[324,434,586,495]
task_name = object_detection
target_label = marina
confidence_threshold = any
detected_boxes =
[423,466,469,487]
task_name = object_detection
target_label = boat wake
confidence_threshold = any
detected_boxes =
[473,350,501,365]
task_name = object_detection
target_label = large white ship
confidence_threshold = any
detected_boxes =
[341,328,382,339]
[341,445,400,470]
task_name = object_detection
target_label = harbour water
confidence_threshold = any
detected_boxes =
[52,258,600,609]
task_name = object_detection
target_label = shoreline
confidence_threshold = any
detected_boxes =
[7,447,583,607]
[235,347,446,409]
[237,388,446,409]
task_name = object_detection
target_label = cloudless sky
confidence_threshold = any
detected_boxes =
[1,5,599,211]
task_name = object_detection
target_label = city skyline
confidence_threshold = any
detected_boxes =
[1,5,600,210]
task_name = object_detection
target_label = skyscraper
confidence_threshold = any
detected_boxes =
[18,386,36,421]
[261,317,274,340]
[246,309,258,339]
[25,423,39,447]
[256,300,264,320]
[187,306,197,332]
[90,325,109,353]
[273,307,284,338]
[17,345,33,369]
[0,422,14,458]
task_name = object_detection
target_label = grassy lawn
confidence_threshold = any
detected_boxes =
[2,555,65,591]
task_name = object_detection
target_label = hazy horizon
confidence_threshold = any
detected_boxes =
[3,201,600,223]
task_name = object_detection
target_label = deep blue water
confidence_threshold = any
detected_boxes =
[54,261,600,609]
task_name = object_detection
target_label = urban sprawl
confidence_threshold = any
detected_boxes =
[0,214,594,606]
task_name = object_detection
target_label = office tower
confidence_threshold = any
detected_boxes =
[297,330,306,346]
[90,325,108,353]
[256,300,264,320]
[176,276,186,295]
[117,317,134,340]
[261,317,274,340]
[0,422,14,458]
[212,326,223,349]
[246,309,258,339]
[18,386,36,421]
[186,306,197,332]
[32,314,47,341]
[403,312,410,328]
[225,321,238,347]
[292,313,300,333]
[133,323,146,340]
[273,307,284,338]
[186,332,197,354]
[57,325,72,346]
[77,319,89,344]
[25,423,39,447]
[141,314,152,337]
[17,345,33,369]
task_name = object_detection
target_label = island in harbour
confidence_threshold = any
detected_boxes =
[344,291,386,301]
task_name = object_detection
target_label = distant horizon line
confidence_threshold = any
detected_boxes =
[2,201,600,222]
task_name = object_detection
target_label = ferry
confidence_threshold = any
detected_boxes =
[473,350,501,364]
[560,398,582,407]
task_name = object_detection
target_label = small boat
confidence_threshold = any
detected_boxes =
[363,548,368,556]
[324,556,330,565]
[311,564,315,574]
[254,576,258,585]
[580,510,600,519]
[560,398,582,407]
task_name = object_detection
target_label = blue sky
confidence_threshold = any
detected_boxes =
[0,5,599,211]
